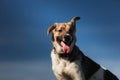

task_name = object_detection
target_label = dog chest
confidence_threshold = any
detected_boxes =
[52,56,78,74]
[51,52,83,80]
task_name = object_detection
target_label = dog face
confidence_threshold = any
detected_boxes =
[48,16,80,54]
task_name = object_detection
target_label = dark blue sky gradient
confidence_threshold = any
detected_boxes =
[0,0,120,61]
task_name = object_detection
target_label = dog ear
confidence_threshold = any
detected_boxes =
[69,16,80,26]
[47,24,56,35]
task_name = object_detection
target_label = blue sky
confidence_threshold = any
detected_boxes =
[0,0,120,79]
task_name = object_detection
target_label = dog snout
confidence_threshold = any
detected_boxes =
[63,34,72,42]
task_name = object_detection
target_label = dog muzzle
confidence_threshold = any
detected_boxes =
[57,34,72,54]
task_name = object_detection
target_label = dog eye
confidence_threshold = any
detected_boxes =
[58,30,62,32]
[55,28,62,32]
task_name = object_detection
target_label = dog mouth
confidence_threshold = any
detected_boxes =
[60,41,71,54]
[56,35,72,54]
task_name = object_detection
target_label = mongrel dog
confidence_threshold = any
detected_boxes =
[47,16,119,80]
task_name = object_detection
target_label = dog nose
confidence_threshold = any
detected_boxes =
[63,34,72,42]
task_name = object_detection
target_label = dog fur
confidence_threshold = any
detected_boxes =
[47,16,119,80]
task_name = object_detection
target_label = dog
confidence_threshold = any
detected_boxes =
[47,16,119,80]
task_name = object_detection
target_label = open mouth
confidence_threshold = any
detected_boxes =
[56,36,72,54]
[60,41,71,54]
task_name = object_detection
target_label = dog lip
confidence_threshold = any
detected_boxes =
[56,40,71,47]
[63,41,71,46]
[63,38,72,46]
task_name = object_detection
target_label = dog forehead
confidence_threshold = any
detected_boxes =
[56,23,71,30]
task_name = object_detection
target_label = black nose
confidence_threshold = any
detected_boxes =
[64,34,72,42]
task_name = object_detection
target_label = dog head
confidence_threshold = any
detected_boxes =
[47,16,80,54]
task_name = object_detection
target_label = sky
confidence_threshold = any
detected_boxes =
[0,0,120,79]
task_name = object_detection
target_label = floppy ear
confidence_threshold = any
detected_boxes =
[69,16,80,26]
[47,24,56,35]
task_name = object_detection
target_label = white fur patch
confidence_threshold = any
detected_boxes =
[53,42,64,54]
[89,67,104,80]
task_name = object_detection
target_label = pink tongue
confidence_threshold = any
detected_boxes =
[61,41,71,54]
